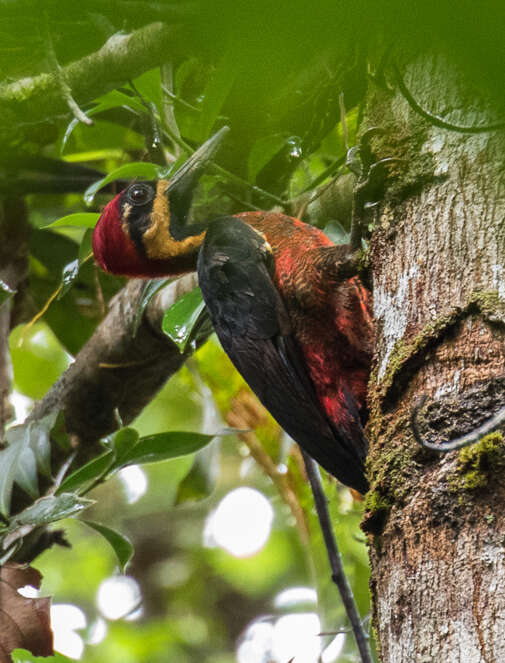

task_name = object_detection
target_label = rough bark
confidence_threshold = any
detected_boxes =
[31,273,199,461]
[363,53,505,661]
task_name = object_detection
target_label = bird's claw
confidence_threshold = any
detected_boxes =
[348,125,404,251]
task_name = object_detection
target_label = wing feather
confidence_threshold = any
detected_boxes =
[197,218,368,493]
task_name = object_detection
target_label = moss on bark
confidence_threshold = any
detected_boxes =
[448,432,505,495]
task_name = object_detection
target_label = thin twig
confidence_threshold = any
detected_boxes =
[222,191,264,212]
[212,163,287,207]
[51,451,78,493]
[128,80,164,161]
[19,283,62,344]
[296,174,343,220]
[302,451,373,663]
[161,84,201,112]
[411,395,505,452]
[319,613,370,636]
[298,155,346,195]
[63,93,93,126]
[349,196,363,253]
[394,64,505,134]
[42,11,93,126]
[161,63,182,159]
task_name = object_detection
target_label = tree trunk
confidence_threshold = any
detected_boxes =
[363,53,505,661]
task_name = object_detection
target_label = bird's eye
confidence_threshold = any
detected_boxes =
[127,183,154,205]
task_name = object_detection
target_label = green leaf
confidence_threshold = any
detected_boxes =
[3,414,57,502]
[175,440,219,504]
[248,134,290,182]
[12,649,74,663]
[0,427,31,517]
[89,89,147,116]
[5,424,38,498]
[61,90,147,153]
[0,279,16,309]
[157,154,186,180]
[162,287,211,353]
[27,412,57,478]
[82,520,134,573]
[58,259,79,299]
[8,493,94,528]
[84,162,162,204]
[15,447,38,499]
[197,41,240,141]
[115,431,215,468]
[56,451,114,494]
[43,213,100,229]
[130,69,163,113]
[133,278,171,337]
[112,427,140,465]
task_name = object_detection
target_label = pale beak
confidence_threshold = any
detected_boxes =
[163,126,230,240]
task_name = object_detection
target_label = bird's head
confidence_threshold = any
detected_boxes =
[92,127,228,277]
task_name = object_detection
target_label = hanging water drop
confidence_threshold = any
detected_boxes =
[286,136,303,159]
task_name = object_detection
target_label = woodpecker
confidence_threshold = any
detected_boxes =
[92,133,373,493]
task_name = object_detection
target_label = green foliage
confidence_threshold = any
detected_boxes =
[56,451,115,495]
[133,279,171,336]
[114,430,216,467]
[0,413,56,517]
[162,287,212,353]
[81,521,134,573]
[58,428,217,496]
[0,428,32,518]
[7,493,94,530]
[44,213,100,229]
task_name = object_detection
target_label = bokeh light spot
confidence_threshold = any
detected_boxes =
[272,613,321,663]
[274,586,317,609]
[51,604,86,659]
[204,487,274,557]
[96,576,142,620]
[118,464,148,503]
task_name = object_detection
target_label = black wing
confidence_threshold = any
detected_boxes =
[197,217,368,493]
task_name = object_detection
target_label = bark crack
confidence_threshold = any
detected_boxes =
[471,568,491,663]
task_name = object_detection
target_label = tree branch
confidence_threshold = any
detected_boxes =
[302,452,373,663]
[41,9,93,126]
[0,22,182,135]
[31,273,200,458]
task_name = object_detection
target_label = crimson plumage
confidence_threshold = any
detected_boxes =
[92,150,373,492]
